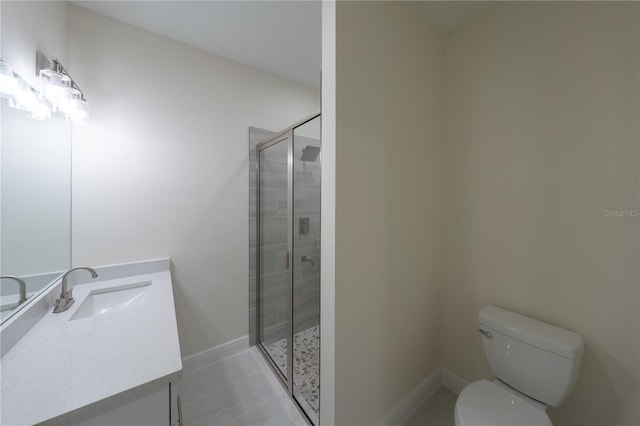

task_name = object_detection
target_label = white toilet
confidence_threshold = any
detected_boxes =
[454,305,584,426]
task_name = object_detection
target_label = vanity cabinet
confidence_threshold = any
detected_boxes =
[0,265,183,425]
[70,381,182,426]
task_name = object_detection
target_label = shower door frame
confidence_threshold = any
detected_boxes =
[255,112,321,425]
[256,129,295,395]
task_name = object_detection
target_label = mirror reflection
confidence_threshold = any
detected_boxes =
[0,98,72,322]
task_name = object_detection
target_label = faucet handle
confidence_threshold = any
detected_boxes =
[53,288,74,313]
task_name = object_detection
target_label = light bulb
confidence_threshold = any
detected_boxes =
[39,69,71,107]
[30,100,52,120]
[9,80,52,120]
[65,88,89,122]
[10,86,38,111]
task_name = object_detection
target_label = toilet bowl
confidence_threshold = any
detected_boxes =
[455,380,551,426]
[454,305,584,426]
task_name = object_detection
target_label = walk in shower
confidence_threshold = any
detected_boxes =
[249,113,321,424]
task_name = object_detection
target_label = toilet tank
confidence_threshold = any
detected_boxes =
[478,305,584,407]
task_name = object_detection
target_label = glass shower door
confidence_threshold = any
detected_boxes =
[255,114,320,424]
[292,115,321,423]
[257,134,291,382]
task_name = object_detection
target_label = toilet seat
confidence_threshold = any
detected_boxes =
[455,380,552,426]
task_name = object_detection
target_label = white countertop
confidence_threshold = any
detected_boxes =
[0,267,182,425]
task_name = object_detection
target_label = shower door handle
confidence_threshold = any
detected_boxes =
[286,252,290,269]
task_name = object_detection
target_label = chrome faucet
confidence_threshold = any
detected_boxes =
[53,267,98,313]
[0,275,28,305]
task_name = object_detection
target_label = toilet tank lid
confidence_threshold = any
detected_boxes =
[478,305,584,360]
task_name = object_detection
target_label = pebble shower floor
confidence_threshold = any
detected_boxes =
[264,325,319,415]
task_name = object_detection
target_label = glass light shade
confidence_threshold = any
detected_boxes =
[68,99,89,123]
[29,99,52,120]
[39,69,71,106]
[9,82,52,120]
[3,55,88,122]
[10,85,38,111]
[64,88,89,123]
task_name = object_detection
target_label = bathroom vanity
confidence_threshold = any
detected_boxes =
[0,259,183,425]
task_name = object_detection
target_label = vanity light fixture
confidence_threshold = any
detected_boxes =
[0,59,52,120]
[35,51,89,123]
[11,80,52,120]
[1,56,88,122]
[64,88,89,123]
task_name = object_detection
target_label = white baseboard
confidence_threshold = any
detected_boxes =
[182,335,250,374]
[442,367,468,395]
[375,367,442,426]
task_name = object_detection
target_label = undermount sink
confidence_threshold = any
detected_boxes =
[70,281,152,321]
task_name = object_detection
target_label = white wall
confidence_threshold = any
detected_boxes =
[68,5,319,357]
[0,1,69,89]
[334,2,443,424]
[442,3,639,425]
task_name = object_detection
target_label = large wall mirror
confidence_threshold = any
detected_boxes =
[0,97,72,323]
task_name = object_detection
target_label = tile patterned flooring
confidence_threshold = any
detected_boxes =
[403,387,457,426]
[180,347,308,426]
[180,345,457,426]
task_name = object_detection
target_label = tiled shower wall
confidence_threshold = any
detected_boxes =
[249,128,321,345]
[292,134,321,334]
[259,140,290,345]
[249,127,277,346]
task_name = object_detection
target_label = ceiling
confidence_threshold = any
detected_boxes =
[70,1,496,90]
[71,1,322,88]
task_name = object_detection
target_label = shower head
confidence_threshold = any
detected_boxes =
[301,145,320,162]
